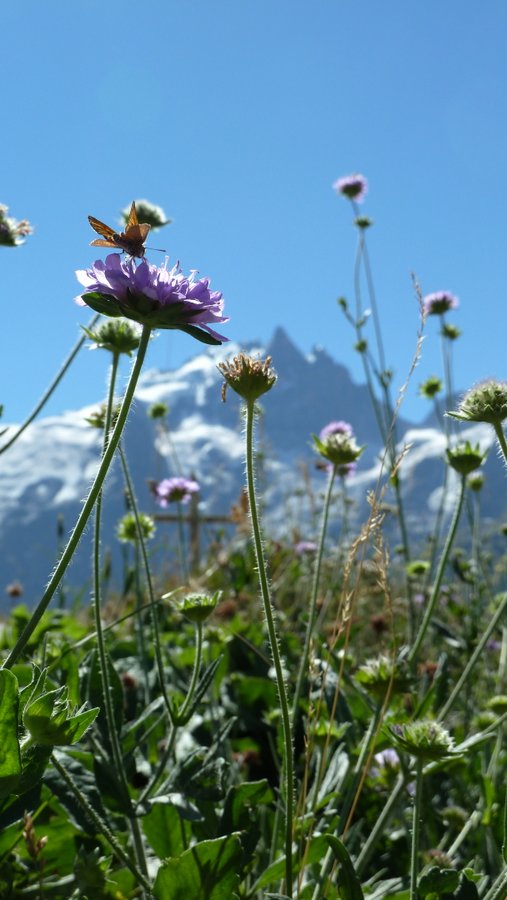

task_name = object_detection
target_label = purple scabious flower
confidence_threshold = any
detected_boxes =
[319,421,354,441]
[333,174,368,202]
[422,291,459,317]
[76,253,228,345]
[295,541,318,556]
[152,477,200,507]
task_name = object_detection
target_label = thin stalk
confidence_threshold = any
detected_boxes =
[410,759,424,900]
[311,706,382,900]
[493,422,507,467]
[138,620,204,806]
[0,313,100,456]
[355,773,405,875]
[292,465,336,722]
[178,620,203,720]
[483,866,507,900]
[177,503,188,582]
[408,473,466,666]
[92,351,149,882]
[50,754,152,894]
[2,324,152,668]
[437,592,507,721]
[118,444,174,720]
[245,398,294,897]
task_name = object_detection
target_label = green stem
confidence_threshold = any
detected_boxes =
[355,773,405,875]
[118,444,174,721]
[50,753,152,894]
[178,621,203,720]
[0,314,100,456]
[494,422,507,467]
[437,592,507,721]
[312,706,382,900]
[410,759,423,900]
[292,465,336,722]
[177,503,188,582]
[92,352,149,882]
[408,473,466,666]
[2,324,152,669]
[245,398,294,897]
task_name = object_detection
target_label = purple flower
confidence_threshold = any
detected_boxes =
[151,477,200,507]
[319,421,354,441]
[333,174,368,202]
[422,291,459,317]
[76,254,228,345]
[295,541,318,556]
[374,748,400,769]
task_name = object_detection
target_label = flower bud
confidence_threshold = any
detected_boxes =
[447,380,507,426]
[446,442,486,476]
[389,719,460,762]
[82,319,142,356]
[177,591,220,623]
[116,512,155,543]
[218,353,277,402]
[419,376,443,399]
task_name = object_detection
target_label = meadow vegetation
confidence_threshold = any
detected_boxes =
[0,188,507,899]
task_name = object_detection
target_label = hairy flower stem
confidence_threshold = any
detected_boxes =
[437,592,507,721]
[410,759,424,900]
[93,353,149,883]
[493,422,507,467]
[408,473,466,667]
[292,466,336,723]
[245,398,294,897]
[118,445,174,721]
[50,754,152,894]
[0,313,100,456]
[2,324,152,669]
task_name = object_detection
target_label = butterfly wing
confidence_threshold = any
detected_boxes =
[126,201,139,228]
[88,216,118,242]
[90,238,118,248]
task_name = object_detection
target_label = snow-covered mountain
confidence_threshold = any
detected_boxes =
[0,328,504,604]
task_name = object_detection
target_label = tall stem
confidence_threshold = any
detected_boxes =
[292,466,336,722]
[408,473,466,666]
[245,398,294,897]
[410,759,424,900]
[2,324,152,669]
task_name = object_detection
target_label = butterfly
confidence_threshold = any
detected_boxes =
[88,201,151,258]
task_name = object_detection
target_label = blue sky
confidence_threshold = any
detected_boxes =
[2,1,506,424]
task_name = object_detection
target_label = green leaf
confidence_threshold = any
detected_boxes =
[255,834,329,889]
[323,834,364,900]
[153,833,243,899]
[0,670,21,798]
[143,799,189,859]
[173,324,223,345]
[418,867,459,895]
[80,291,122,317]
[221,779,273,833]
[85,649,124,741]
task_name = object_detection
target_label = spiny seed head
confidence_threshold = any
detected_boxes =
[446,441,487,476]
[218,353,277,402]
[448,380,507,426]
[389,719,460,762]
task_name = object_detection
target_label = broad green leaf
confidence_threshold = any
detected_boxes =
[418,866,459,895]
[153,833,243,899]
[255,834,329,889]
[143,799,189,859]
[0,669,21,798]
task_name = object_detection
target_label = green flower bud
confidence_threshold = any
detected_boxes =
[446,441,486,476]
[441,323,461,341]
[82,319,142,356]
[177,591,220,623]
[116,512,155,544]
[148,402,169,420]
[406,560,430,578]
[419,376,443,399]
